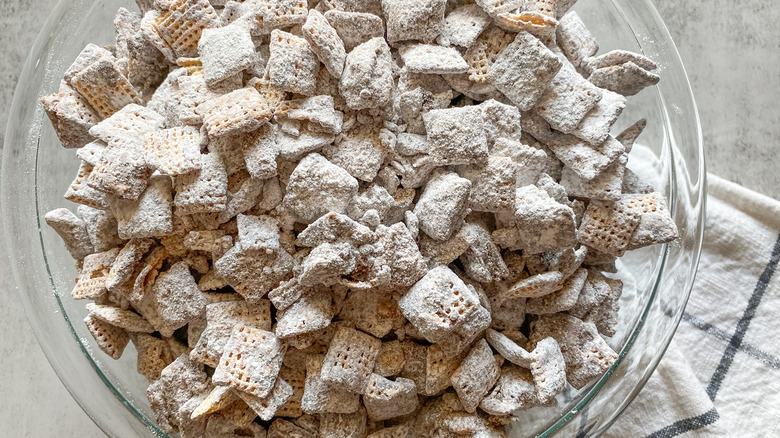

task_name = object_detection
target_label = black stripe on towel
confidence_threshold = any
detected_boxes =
[643,408,719,438]
[706,233,780,400]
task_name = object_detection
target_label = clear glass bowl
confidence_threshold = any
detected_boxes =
[1,0,705,436]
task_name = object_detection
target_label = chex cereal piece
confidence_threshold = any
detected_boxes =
[525,267,587,314]
[301,10,346,78]
[368,423,412,438]
[485,328,531,367]
[363,375,418,421]
[451,339,500,413]
[147,355,210,434]
[89,103,165,147]
[268,278,307,312]
[268,418,316,438]
[258,0,310,33]
[395,133,428,156]
[474,0,523,18]
[297,212,376,247]
[425,106,489,165]
[437,4,491,48]
[63,43,115,82]
[625,192,679,249]
[199,87,273,137]
[183,229,227,252]
[339,37,394,110]
[174,152,229,216]
[190,300,272,367]
[155,0,219,59]
[72,248,119,300]
[139,10,176,63]
[267,30,320,96]
[277,95,344,135]
[504,270,563,300]
[571,89,627,145]
[213,325,285,398]
[382,0,446,44]
[215,240,294,302]
[458,223,509,283]
[583,277,623,337]
[323,10,384,52]
[242,126,280,180]
[44,208,94,260]
[464,25,515,84]
[143,126,201,175]
[301,356,361,414]
[191,385,237,422]
[146,261,207,336]
[77,205,123,252]
[534,60,603,133]
[321,124,386,182]
[399,44,468,75]
[198,21,254,85]
[320,326,381,393]
[65,161,110,209]
[299,242,355,286]
[110,174,174,239]
[561,154,627,201]
[86,303,154,333]
[84,314,130,360]
[87,142,153,201]
[41,81,101,150]
[424,344,464,396]
[320,407,368,437]
[546,133,625,180]
[71,57,141,118]
[269,367,306,418]
[555,0,578,19]
[176,74,239,125]
[369,223,427,287]
[374,341,405,377]
[530,313,618,389]
[490,294,527,331]
[106,238,155,291]
[528,337,566,404]
[584,49,658,74]
[479,365,538,416]
[488,31,562,111]
[282,153,359,223]
[398,266,491,357]
[622,168,655,196]
[557,11,598,67]
[116,9,168,93]
[456,156,517,213]
[616,118,647,153]
[413,171,471,241]
[132,333,174,380]
[276,288,334,338]
[397,341,427,389]
[513,185,577,254]
[494,11,558,46]
[479,99,523,146]
[238,377,294,421]
[588,61,660,96]
[339,289,398,338]
[577,198,641,256]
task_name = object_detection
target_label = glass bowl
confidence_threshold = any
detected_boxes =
[1,0,705,436]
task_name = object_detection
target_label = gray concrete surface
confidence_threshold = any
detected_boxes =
[0,0,778,436]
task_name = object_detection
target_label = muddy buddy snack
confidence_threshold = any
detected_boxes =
[44,0,678,435]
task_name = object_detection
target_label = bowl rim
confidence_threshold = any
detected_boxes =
[1,0,706,436]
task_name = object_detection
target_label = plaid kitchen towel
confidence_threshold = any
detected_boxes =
[606,174,780,437]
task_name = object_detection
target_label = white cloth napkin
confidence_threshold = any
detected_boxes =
[606,174,780,437]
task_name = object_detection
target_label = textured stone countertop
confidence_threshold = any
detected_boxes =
[0,0,778,436]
